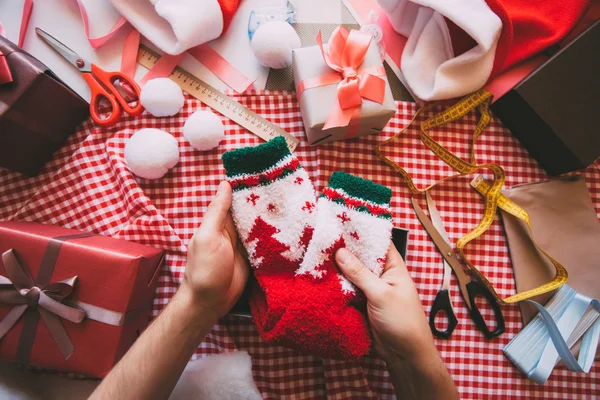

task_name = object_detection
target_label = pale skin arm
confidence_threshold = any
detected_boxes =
[90,181,457,399]
[90,181,249,400]
[336,246,459,400]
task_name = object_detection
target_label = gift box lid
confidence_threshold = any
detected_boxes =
[0,222,165,314]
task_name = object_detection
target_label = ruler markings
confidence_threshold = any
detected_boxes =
[137,45,299,152]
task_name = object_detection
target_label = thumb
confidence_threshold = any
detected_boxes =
[336,248,382,297]
[201,181,232,232]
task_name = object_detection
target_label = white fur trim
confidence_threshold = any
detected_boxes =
[110,0,224,55]
[378,0,501,101]
[230,168,316,267]
[296,198,392,294]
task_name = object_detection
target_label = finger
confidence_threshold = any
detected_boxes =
[201,181,232,232]
[224,211,236,237]
[383,242,407,273]
[335,248,382,297]
[224,212,239,246]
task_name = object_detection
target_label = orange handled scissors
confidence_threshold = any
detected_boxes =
[36,28,143,127]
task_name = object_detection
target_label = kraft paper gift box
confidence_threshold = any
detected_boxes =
[0,222,165,377]
[292,28,395,145]
[0,36,89,176]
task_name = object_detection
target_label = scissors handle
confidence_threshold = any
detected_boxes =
[89,64,144,117]
[429,289,458,339]
[82,72,122,127]
[466,281,505,339]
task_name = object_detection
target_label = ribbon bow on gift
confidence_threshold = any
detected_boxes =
[316,26,386,130]
[0,249,85,360]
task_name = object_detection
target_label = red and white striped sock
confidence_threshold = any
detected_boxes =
[287,172,394,360]
[222,137,316,341]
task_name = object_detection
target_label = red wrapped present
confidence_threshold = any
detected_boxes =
[0,222,165,377]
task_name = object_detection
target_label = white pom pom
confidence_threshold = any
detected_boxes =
[251,21,301,69]
[124,128,179,179]
[140,78,185,117]
[183,110,225,151]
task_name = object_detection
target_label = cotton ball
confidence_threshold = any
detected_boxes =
[140,78,184,117]
[251,21,301,69]
[183,110,225,151]
[124,128,179,179]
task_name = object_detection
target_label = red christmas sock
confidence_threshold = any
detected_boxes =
[285,172,394,360]
[222,137,316,341]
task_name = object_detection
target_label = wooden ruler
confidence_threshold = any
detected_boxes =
[136,45,300,152]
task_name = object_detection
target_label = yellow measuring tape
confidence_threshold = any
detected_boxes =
[376,89,567,305]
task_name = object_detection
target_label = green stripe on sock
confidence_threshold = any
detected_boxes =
[328,172,392,205]
[222,137,291,177]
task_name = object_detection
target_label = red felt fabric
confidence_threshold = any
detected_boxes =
[218,0,241,33]
[445,0,590,77]
[487,0,590,75]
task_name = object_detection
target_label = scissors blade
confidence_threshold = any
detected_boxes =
[411,197,474,310]
[35,28,91,72]
[425,192,453,291]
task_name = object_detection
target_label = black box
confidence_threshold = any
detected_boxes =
[491,21,600,175]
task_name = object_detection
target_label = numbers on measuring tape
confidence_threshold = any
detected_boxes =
[137,46,300,152]
[375,89,567,305]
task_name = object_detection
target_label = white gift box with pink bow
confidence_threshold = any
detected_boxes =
[292,27,396,145]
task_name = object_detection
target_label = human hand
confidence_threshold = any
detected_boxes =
[182,181,249,321]
[335,244,437,364]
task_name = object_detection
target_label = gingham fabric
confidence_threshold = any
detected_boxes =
[0,91,598,399]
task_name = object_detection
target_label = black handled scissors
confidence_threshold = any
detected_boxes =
[412,193,505,339]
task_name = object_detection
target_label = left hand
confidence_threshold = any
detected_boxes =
[181,181,249,321]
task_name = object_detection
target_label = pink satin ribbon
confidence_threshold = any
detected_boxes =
[0,0,32,85]
[311,26,386,130]
[188,44,255,93]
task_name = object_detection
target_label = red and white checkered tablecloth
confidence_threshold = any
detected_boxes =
[0,91,598,399]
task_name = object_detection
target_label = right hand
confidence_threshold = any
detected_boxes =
[335,244,437,364]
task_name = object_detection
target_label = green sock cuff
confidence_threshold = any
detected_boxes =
[328,172,392,205]
[222,137,292,177]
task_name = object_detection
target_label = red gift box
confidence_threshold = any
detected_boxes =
[0,222,165,377]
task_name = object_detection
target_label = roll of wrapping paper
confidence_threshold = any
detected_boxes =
[375,89,567,305]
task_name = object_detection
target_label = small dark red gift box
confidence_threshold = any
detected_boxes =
[0,222,165,377]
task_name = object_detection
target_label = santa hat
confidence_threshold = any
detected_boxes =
[110,0,240,55]
[378,0,590,101]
